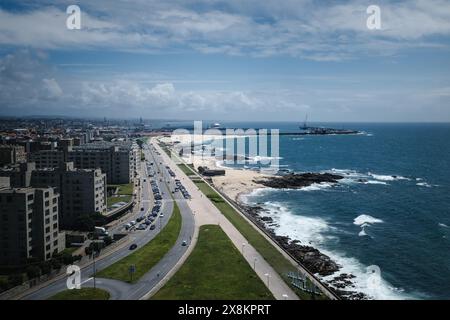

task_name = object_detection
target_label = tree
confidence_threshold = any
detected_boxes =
[85,246,93,256]
[39,261,52,275]
[7,274,23,287]
[61,252,74,265]
[103,235,113,246]
[25,265,41,280]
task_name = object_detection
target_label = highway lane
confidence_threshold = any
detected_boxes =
[22,141,195,300]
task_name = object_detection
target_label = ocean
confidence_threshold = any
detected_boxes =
[206,122,450,300]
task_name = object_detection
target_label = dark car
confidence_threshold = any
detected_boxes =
[150,225,156,230]
[129,244,138,250]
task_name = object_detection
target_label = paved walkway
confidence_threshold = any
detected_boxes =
[153,140,298,300]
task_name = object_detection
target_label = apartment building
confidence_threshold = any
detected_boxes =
[29,141,138,184]
[68,142,138,184]
[28,149,66,169]
[0,162,36,188]
[31,162,107,229]
[0,187,65,266]
[0,145,26,166]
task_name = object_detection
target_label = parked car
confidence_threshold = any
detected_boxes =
[150,225,156,230]
[129,243,138,250]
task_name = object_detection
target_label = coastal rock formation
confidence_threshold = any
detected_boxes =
[253,172,344,189]
[274,235,340,276]
[239,204,340,276]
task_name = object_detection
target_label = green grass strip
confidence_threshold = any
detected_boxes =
[152,225,274,300]
[192,180,326,300]
[97,202,182,283]
[48,288,110,300]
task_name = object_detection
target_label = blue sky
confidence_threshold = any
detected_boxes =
[1,0,450,121]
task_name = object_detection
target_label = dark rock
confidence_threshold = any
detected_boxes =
[254,172,344,189]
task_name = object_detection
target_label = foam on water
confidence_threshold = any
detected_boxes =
[299,182,334,192]
[417,182,432,187]
[354,214,384,226]
[369,173,411,181]
[243,193,411,299]
[364,180,388,185]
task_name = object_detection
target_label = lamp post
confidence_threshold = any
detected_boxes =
[253,258,257,270]
[242,243,246,255]
[93,250,99,289]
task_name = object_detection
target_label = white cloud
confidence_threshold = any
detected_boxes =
[42,78,63,98]
[1,1,450,59]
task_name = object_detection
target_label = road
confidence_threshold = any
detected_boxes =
[152,139,299,300]
[21,141,195,300]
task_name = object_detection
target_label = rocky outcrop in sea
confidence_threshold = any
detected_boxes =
[253,172,344,189]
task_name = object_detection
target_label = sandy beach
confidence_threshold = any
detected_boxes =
[188,152,268,203]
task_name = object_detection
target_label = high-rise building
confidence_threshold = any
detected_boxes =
[29,141,138,184]
[0,162,36,188]
[0,145,26,166]
[0,187,65,266]
[31,162,107,229]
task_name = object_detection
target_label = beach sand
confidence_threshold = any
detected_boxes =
[188,154,268,203]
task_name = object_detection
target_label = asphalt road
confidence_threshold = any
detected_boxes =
[22,141,195,300]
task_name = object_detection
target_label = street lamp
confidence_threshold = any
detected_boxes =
[253,258,257,270]
[93,250,99,289]
[242,243,246,255]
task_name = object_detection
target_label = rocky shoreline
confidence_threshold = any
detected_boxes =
[237,195,369,300]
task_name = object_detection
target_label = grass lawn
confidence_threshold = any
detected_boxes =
[113,183,134,195]
[48,288,110,300]
[107,195,132,207]
[152,225,274,300]
[62,247,79,255]
[192,180,326,300]
[177,163,195,175]
[107,183,134,207]
[97,202,182,283]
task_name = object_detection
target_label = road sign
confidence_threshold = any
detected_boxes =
[129,264,136,282]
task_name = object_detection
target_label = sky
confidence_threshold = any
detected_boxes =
[1,0,450,122]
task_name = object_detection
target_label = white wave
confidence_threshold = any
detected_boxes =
[261,201,331,245]
[320,248,413,300]
[369,173,410,181]
[299,182,334,192]
[358,227,368,237]
[249,155,283,161]
[439,223,449,228]
[354,214,384,226]
[364,180,388,185]
[239,187,274,203]
[416,182,432,188]
[254,201,410,299]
